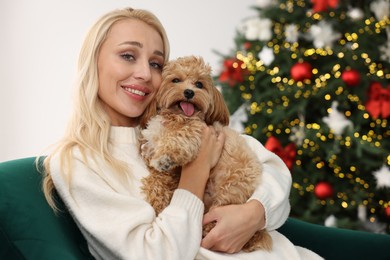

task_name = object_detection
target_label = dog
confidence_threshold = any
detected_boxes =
[139,56,272,252]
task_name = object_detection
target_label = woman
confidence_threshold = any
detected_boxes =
[42,7,321,260]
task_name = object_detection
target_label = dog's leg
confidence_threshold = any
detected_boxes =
[202,129,273,252]
[141,168,180,215]
[148,118,204,172]
[203,165,272,252]
[202,164,258,242]
[243,230,272,252]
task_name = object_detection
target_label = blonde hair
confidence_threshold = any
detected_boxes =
[41,7,170,210]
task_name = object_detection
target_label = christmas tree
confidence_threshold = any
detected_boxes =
[215,0,390,233]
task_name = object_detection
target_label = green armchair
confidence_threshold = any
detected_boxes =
[1,157,389,260]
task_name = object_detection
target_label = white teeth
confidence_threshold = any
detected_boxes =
[124,87,146,96]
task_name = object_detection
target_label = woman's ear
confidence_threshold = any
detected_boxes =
[205,87,230,126]
[139,98,158,129]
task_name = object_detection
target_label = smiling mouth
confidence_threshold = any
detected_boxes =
[122,87,148,96]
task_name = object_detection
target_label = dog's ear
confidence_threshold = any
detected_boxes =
[139,97,158,129]
[205,87,230,126]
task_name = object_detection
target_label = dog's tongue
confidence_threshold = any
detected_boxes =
[180,101,195,116]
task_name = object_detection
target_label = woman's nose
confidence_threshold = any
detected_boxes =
[133,60,152,81]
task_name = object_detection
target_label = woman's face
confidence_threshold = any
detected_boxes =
[97,19,164,127]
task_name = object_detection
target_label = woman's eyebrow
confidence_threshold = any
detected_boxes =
[119,41,164,58]
[154,50,164,58]
[119,41,143,48]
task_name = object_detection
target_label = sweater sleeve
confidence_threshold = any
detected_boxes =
[241,134,292,230]
[50,154,204,260]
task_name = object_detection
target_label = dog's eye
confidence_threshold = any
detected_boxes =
[172,78,181,83]
[195,81,203,89]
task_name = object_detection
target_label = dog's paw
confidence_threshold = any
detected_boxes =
[150,155,177,172]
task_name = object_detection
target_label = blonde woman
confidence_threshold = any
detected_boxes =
[42,7,321,260]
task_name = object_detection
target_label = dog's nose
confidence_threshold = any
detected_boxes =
[184,89,195,99]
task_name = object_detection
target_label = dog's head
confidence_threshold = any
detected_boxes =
[140,56,229,128]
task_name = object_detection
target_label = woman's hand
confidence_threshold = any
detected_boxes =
[201,200,265,253]
[179,125,225,199]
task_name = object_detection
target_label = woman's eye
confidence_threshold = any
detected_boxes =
[150,62,163,70]
[172,78,180,83]
[120,53,134,61]
[195,81,203,88]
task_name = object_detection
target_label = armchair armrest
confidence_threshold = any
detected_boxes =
[0,157,92,260]
[278,217,390,260]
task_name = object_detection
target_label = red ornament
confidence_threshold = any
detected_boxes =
[243,42,251,50]
[314,181,333,199]
[311,0,339,13]
[290,62,313,81]
[265,136,296,170]
[219,58,248,87]
[365,82,390,119]
[385,207,390,218]
[341,69,361,87]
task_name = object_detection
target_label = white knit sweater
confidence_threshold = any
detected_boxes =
[50,126,322,260]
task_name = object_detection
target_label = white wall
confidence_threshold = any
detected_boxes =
[0,0,257,162]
